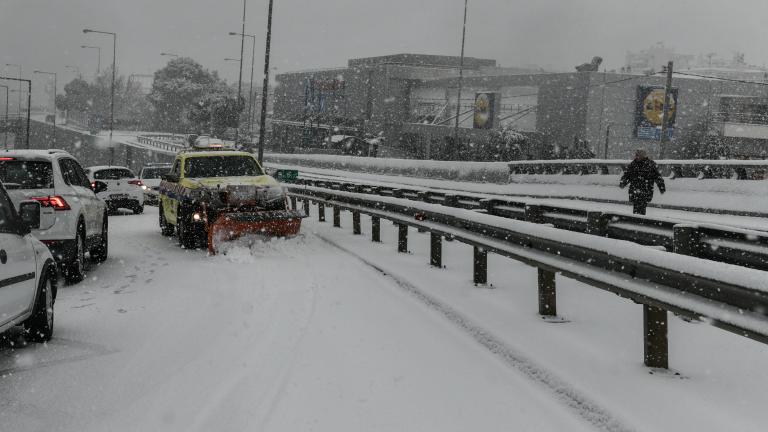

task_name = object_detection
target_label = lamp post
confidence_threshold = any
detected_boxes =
[0,76,31,148]
[234,0,248,148]
[0,85,8,149]
[453,0,470,146]
[80,45,101,76]
[4,64,22,118]
[83,28,117,157]
[230,31,257,149]
[33,70,57,147]
[256,0,276,163]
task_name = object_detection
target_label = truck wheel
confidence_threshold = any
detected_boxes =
[177,214,196,249]
[24,269,55,342]
[159,203,175,236]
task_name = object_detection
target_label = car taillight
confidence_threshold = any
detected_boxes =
[0,157,15,161]
[128,179,147,190]
[32,195,71,211]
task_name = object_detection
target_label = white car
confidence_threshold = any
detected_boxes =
[139,163,172,205]
[85,166,145,214]
[0,181,57,341]
[0,150,108,283]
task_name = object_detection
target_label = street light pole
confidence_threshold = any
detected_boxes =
[230,32,257,149]
[84,29,117,160]
[80,45,101,76]
[0,85,8,149]
[0,76,31,148]
[234,0,247,147]
[453,0,470,147]
[33,70,57,147]
[4,64,22,117]
[257,0,275,163]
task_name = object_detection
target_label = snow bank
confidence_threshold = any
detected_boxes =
[265,153,510,183]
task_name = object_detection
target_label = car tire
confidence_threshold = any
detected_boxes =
[159,203,175,236]
[64,224,87,283]
[90,216,108,263]
[24,268,55,342]
[106,203,117,215]
[134,203,144,214]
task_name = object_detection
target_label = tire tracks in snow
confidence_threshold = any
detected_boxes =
[317,233,637,432]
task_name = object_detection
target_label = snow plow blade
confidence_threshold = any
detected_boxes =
[208,210,305,254]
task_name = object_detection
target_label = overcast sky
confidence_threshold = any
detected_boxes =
[2,0,768,90]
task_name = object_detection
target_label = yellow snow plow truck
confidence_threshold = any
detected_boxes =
[157,137,304,254]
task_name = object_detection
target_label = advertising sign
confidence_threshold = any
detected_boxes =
[634,86,678,140]
[473,92,499,129]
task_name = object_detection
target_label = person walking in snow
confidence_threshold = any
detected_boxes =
[619,149,665,215]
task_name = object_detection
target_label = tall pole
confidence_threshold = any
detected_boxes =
[34,71,57,147]
[235,0,247,147]
[83,29,117,162]
[257,0,275,163]
[230,32,257,147]
[1,85,8,149]
[453,0,469,147]
[5,64,22,117]
[660,61,674,159]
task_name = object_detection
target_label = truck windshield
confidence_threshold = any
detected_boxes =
[0,160,54,190]
[184,156,263,178]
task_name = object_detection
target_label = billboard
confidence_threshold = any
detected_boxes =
[473,92,499,129]
[634,86,678,140]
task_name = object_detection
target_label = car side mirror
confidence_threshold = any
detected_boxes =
[19,201,41,231]
[162,174,179,183]
[92,180,108,194]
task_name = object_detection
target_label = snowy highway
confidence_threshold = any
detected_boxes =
[2,206,768,431]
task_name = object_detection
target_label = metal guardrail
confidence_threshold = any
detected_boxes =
[286,184,768,370]
[290,177,768,272]
[136,135,186,152]
[508,159,768,179]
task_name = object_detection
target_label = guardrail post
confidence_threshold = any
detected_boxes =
[473,247,487,285]
[538,269,557,316]
[673,225,700,257]
[586,212,607,236]
[290,196,297,210]
[525,204,544,223]
[303,198,310,216]
[318,202,326,222]
[430,233,442,268]
[643,305,669,369]
[352,211,361,235]
[333,206,341,227]
[398,224,408,253]
[371,216,381,242]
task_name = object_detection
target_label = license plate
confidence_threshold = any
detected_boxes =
[110,194,129,200]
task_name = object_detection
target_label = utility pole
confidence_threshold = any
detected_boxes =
[453,0,469,146]
[235,0,247,147]
[257,0,275,163]
[659,61,674,159]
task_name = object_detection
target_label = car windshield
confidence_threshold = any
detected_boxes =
[0,160,54,189]
[140,167,170,179]
[94,168,135,180]
[184,156,263,178]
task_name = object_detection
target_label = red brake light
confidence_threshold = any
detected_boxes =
[0,157,15,161]
[128,180,144,186]
[32,196,71,211]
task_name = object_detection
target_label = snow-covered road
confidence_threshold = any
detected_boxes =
[1,206,767,431]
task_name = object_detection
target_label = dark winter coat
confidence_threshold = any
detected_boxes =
[619,158,665,203]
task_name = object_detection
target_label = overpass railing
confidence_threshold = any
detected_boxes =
[136,134,186,152]
[286,184,768,370]
[289,176,768,272]
[508,159,768,180]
